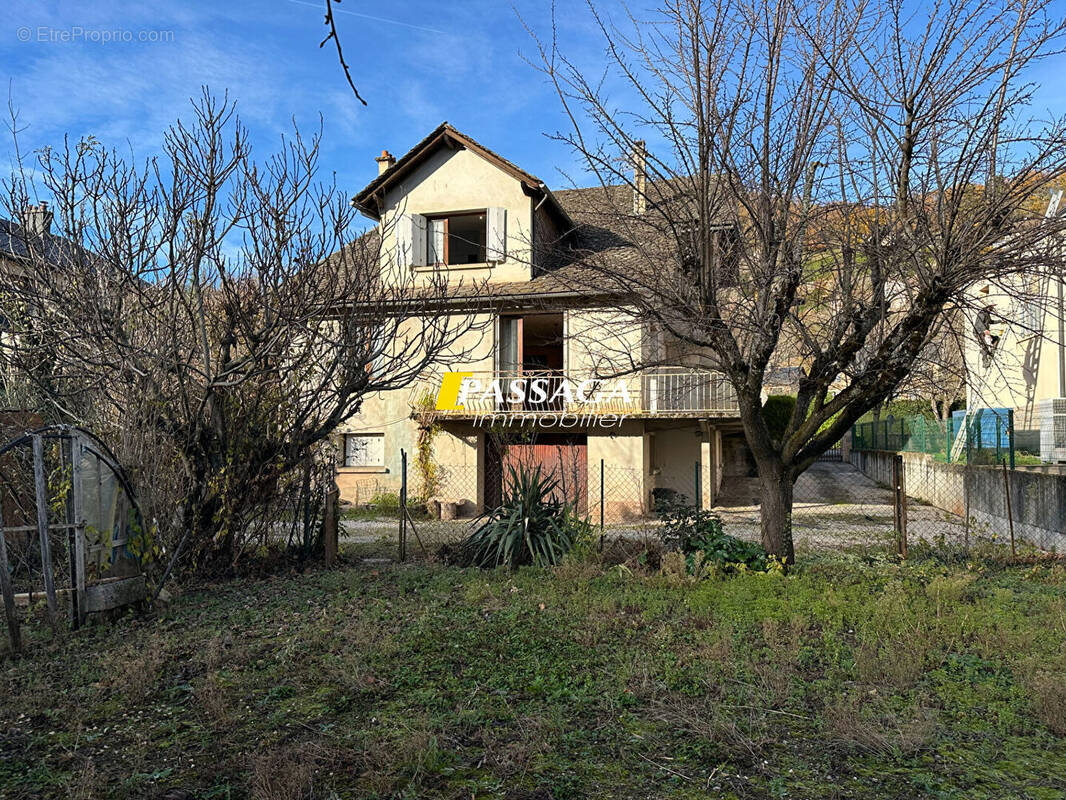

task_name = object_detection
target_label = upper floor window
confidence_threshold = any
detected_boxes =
[396,208,506,268]
[429,212,484,265]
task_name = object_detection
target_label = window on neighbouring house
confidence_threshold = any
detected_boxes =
[344,433,384,467]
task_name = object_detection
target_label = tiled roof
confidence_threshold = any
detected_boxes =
[352,122,574,230]
[346,123,737,306]
[0,218,88,268]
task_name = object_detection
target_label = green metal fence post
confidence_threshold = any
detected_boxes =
[399,449,407,562]
[995,415,1002,464]
[599,458,605,552]
[1008,409,1016,470]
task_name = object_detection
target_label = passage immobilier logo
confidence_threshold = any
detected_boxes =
[435,372,631,428]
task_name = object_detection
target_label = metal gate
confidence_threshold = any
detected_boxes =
[0,425,148,651]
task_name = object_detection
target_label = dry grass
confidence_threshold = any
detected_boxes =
[855,639,927,688]
[63,758,98,800]
[1029,672,1066,736]
[195,672,233,727]
[824,697,937,756]
[648,692,772,764]
[249,743,321,800]
[95,633,167,701]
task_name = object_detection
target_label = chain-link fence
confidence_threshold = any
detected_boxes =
[592,463,699,562]
[337,443,1064,565]
[851,449,1065,553]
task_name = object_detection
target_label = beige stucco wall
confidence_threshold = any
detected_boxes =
[335,312,494,503]
[965,274,1066,428]
[566,306,652,379]
[377,147,534,288]
[586,420,647,521]
[649,426,701,503]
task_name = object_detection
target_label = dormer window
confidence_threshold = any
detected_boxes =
[428,211,487,265]
[395,207,507,268]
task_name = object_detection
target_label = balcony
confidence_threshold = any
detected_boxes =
[433,368,738,419]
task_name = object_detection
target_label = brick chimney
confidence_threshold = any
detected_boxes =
[23,202,53,236]
[375,149,396,176]
[632,140,647,215]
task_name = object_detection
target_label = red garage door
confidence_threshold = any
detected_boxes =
[487,434,588,513]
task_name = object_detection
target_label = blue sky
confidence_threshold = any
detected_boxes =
[3,1,1065,209]
[1,0,608,203]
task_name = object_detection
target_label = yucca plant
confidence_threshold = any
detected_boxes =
[455,462,585,568]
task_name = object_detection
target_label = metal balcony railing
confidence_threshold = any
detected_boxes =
[432,368,738,417]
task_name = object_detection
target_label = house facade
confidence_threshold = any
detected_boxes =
[1,203,60,412]
[962,190,1066,456]
[336,124,749,517]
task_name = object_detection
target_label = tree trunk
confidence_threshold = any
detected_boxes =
[758,464,795,565]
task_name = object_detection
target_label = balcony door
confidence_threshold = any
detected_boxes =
[498,313,565,411]
[498,316,523,379]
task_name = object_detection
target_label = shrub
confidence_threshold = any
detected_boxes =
[369,491,401,512]
[659,503,770,573]
[452,463,588,569]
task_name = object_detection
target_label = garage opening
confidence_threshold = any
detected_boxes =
[485,433,587,512]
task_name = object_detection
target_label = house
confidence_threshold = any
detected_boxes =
[962,190,1066,457]
[0,202,66,413]
[336,123,750,517]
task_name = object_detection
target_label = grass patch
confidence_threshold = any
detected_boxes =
[2,550,1066,798]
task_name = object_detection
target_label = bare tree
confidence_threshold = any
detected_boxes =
[532,0,1066,561]
[320,0,368,105]
[0,90,474,573]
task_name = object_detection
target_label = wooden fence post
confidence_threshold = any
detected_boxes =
[323,483,339,567]
[893,454,908,558]
[71,434,86,628]
[32,434,58,626]
[0,497,21,653]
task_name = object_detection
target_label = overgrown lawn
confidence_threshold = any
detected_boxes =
[3,550,1066,798]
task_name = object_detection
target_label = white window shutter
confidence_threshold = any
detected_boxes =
[429,218,446,265]
[395,214,413,268]
[411,215,426,267]
[395,213,427,268]
[486,207,507,262]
